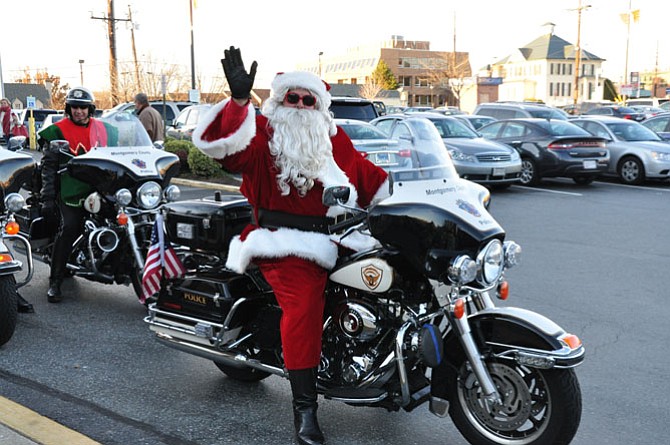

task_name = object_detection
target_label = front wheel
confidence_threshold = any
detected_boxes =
[449,360,582,445]
[618,156,645,185]
[0,275,19,347]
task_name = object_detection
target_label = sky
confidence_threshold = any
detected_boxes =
[1,0,668,96]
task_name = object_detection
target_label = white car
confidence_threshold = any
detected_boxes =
[571,116,670,184]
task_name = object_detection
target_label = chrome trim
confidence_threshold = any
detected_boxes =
[2,233,33,288]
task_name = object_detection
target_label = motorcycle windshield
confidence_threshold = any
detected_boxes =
[66,114,180,193]
[368,117,504,276]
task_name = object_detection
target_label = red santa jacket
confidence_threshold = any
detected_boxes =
[193,99,389,273]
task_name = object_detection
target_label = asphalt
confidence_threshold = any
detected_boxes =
[0,175,240,444]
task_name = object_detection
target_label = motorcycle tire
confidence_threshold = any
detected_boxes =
[214,361,272,382]
[448,360,582,445]
[0,275,19,347]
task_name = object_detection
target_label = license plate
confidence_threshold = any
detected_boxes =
[176,222,195,239]
[492,167,505,177]
[374,152,391,164]
[583,160,597,169]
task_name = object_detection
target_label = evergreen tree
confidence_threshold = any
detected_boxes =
[371,60,399,90]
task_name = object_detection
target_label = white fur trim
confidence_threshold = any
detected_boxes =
[319,156,358,218]
[225,228,339,273]
[331,230,379,252]
[271,71,331,110]
[371,178,391,204]
[192,99,257,159]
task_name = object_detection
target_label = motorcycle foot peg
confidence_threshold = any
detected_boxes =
[429,396,449,418]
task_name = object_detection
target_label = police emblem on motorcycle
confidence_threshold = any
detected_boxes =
[132,159,147,169]
[456,199,481,217]
[361,265,383,290]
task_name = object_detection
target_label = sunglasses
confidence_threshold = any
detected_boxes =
[284,92,317,107]
[70,105,89,110]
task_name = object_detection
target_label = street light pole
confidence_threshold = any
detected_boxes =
[318,52,323,78]
[79,59,85,85]
[572,0,591,105]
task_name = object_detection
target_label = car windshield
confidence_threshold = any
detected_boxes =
[533,120,592,136]
[606,122,663,142]
[386,117,459,181]
[427,117,479,139]
[339,123,388,140]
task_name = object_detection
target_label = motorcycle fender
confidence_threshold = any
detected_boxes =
[444,306,585,368]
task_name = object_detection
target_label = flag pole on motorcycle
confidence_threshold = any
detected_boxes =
[141,214,185,303]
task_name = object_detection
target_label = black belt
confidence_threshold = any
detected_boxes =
[253,209,357,234]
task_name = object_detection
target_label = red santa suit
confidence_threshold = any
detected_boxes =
[193,72,389,370]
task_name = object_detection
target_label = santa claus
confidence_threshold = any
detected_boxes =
[193,46,389,445]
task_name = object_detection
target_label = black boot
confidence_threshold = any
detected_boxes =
[288,368,324,445]
[47,278,63,303]
[17,294,34,313]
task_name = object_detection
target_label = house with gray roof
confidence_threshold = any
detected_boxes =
[489,29,605,107]
[2,83,52,110]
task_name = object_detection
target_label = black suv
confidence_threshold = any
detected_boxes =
[329,97,378,122]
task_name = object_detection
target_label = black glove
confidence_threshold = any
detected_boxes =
[221,46,258,100]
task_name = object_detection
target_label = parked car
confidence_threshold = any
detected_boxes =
[640,112,670,141]
[477,118,609,186]
[473,102,569,121]
[13,108,59,133]
[570,116,670,184]
[102,100,195,126]
[433,106,465,116]
[166,104,213,141]
[335,118,408,169]
[404,106,435,114]
[38,113,65,149]
[371,112,521,187]
[628,105,665,120]
[660,102,670,112]
[452,114,497,131]
[582,105,646,122]
[328,97,378,122]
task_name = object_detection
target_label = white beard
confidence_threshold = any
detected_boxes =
[266,106,334,196]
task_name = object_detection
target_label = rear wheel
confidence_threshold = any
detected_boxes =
[0,275,19,347]
[449,360,582,445]
[618,156,645,185]
[519,158,540,186]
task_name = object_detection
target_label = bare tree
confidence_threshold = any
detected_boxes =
[421,52,471,108]
[359,82,384,101]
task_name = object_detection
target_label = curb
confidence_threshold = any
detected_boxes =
[170,177,241,193]
[0,396,102,445]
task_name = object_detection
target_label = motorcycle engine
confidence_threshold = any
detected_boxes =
[320,293,394,386]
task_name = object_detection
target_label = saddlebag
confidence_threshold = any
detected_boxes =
[163,196,251,254]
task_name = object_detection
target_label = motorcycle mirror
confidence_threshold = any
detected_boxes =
[49,139,71,153]
[322,186,350,206]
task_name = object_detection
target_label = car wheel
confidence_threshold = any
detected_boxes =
[573,176,595,185]
[618,156,645,185]
[519,158,540,186]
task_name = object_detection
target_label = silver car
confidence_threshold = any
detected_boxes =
[571,116,670,184]
[335,118,410,170]
[370,112,522,187]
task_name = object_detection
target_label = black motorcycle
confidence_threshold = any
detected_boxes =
[16,113,181,302]
[0,148,36,346]
[145,117,585,444]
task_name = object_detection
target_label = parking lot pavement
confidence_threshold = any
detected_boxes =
[0,396,101,445]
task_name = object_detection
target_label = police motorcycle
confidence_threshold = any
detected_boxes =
[16,112,181,302]
[145,117,585,444]
[0,148,36,346]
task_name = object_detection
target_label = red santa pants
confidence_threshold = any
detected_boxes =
[258,256,327,371]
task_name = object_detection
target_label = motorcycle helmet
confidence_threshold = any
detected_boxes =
[65,87,96,118]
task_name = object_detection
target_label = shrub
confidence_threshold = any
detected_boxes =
[163,139,193,172]
[188,146,224,178]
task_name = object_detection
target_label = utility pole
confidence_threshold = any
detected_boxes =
[128,5,141,92]
[91,0,130,106]
[572,0,591,105]
[189,0,196,91]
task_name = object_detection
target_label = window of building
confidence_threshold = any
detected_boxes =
[568,64,572,76]
[549,83,554,96]
[550,63,554,75]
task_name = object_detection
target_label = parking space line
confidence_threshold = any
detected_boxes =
[513,185,582,196]
[595,181,670,192]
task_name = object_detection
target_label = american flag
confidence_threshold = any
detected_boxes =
[141,213,185,303]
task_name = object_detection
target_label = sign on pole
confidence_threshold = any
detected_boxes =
[26,96,36,109]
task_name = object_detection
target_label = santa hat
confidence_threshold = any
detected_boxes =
[270,71,331,109]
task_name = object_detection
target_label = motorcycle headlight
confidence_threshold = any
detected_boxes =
[137,181,162,209]
[448,255,477,285]
[4,193,25,213]
[163,184,181,202]
[503,241,522,268]
[476,239,504,286]
[115,189,132,207]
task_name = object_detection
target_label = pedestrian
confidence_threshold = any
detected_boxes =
[10,113,28,138]
[0,98,13,145]
[38,87,118,303]
[193,46,389,445]
[134,93,164,142]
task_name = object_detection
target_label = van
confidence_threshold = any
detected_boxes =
[329,97,379,122]
[625,98,670,108]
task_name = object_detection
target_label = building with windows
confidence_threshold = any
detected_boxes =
[487,28,604,107]
[298,35,471,108]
